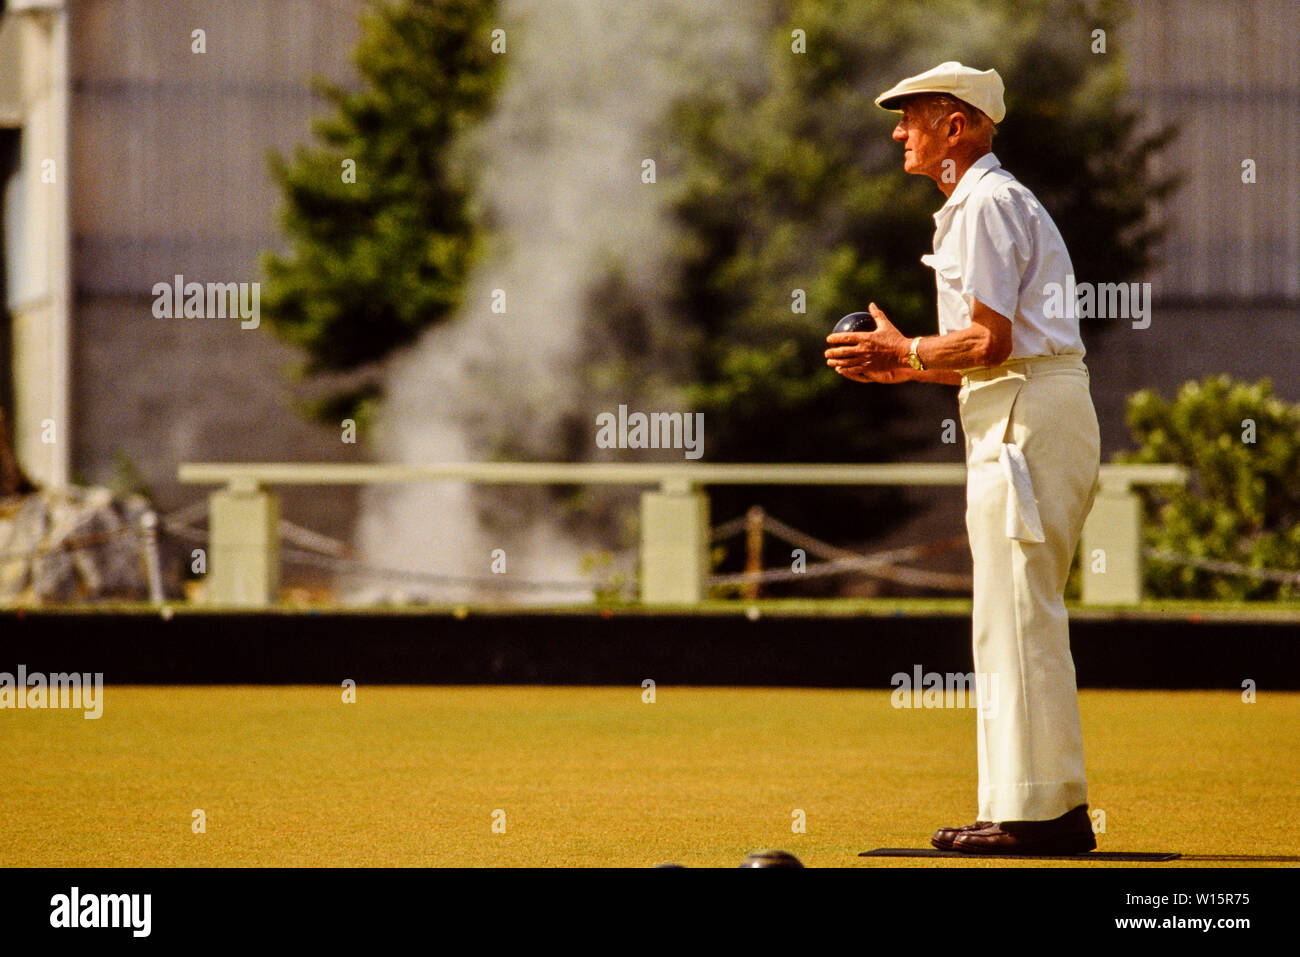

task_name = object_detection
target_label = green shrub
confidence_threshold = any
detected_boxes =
[1118,375,1300,599]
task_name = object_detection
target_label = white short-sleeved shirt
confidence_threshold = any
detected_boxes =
[922,152,1084,360]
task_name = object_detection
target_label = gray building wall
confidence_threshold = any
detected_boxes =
[1092,0,1300,429]
[1124,0,1300,302]
[68,0,366,546]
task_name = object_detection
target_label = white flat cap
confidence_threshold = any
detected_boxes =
[875,61,1006,124]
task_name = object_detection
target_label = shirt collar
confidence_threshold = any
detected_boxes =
[934,152,1001,217]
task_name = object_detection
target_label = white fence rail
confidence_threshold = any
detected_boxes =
[177,462,1188,607]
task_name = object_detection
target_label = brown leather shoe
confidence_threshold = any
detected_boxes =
[951,804,1096,855]
[931,821,993,851]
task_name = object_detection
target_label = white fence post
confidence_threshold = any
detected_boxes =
[208,481,279,607]
[1080,484,1143,605]
[639,487,710,604]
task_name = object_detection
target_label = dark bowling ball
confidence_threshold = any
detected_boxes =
[832,311,875,334]
[739,849,805,868]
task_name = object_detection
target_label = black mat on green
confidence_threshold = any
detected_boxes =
[861,849,1181,862]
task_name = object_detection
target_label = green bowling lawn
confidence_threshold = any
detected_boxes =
[2,686,1295,867]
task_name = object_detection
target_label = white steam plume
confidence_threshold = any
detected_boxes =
[353,0,763,604]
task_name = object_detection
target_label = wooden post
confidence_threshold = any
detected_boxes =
[742,506,764,600]
[0,407,36,496]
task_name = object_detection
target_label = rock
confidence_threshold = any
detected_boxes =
[0,487,156,603]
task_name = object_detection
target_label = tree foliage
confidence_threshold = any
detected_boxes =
[1121,376,1300,600]
[261,0,503,424]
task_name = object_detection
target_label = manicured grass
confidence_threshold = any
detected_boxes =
[2,687,1295,867]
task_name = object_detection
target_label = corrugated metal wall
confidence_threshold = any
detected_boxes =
[1124,0,1300,301]
[71,0,363,293]
[70,0,1298,303]
[67,0,367,546]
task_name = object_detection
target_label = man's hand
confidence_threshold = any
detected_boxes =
[833,366,911,384]
[825,302,911,378]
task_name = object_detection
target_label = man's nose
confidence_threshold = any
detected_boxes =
[892,123,907,142]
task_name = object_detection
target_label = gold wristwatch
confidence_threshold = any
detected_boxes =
[908,337,926,371]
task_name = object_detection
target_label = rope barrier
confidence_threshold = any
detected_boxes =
[709,510,972,591]
[709,514,750,542]
[708,560,972,590]
[1143,548,1300,585]
[9,500,1291,599]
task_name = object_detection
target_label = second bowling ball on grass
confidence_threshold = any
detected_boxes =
[739,849,805,868]
[831,311,875,334]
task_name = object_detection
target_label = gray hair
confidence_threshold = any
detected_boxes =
[916,93,996,140]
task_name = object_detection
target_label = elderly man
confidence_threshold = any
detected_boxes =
[825,62,1100,855]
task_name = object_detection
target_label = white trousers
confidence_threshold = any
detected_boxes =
[958,355,1099,822]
